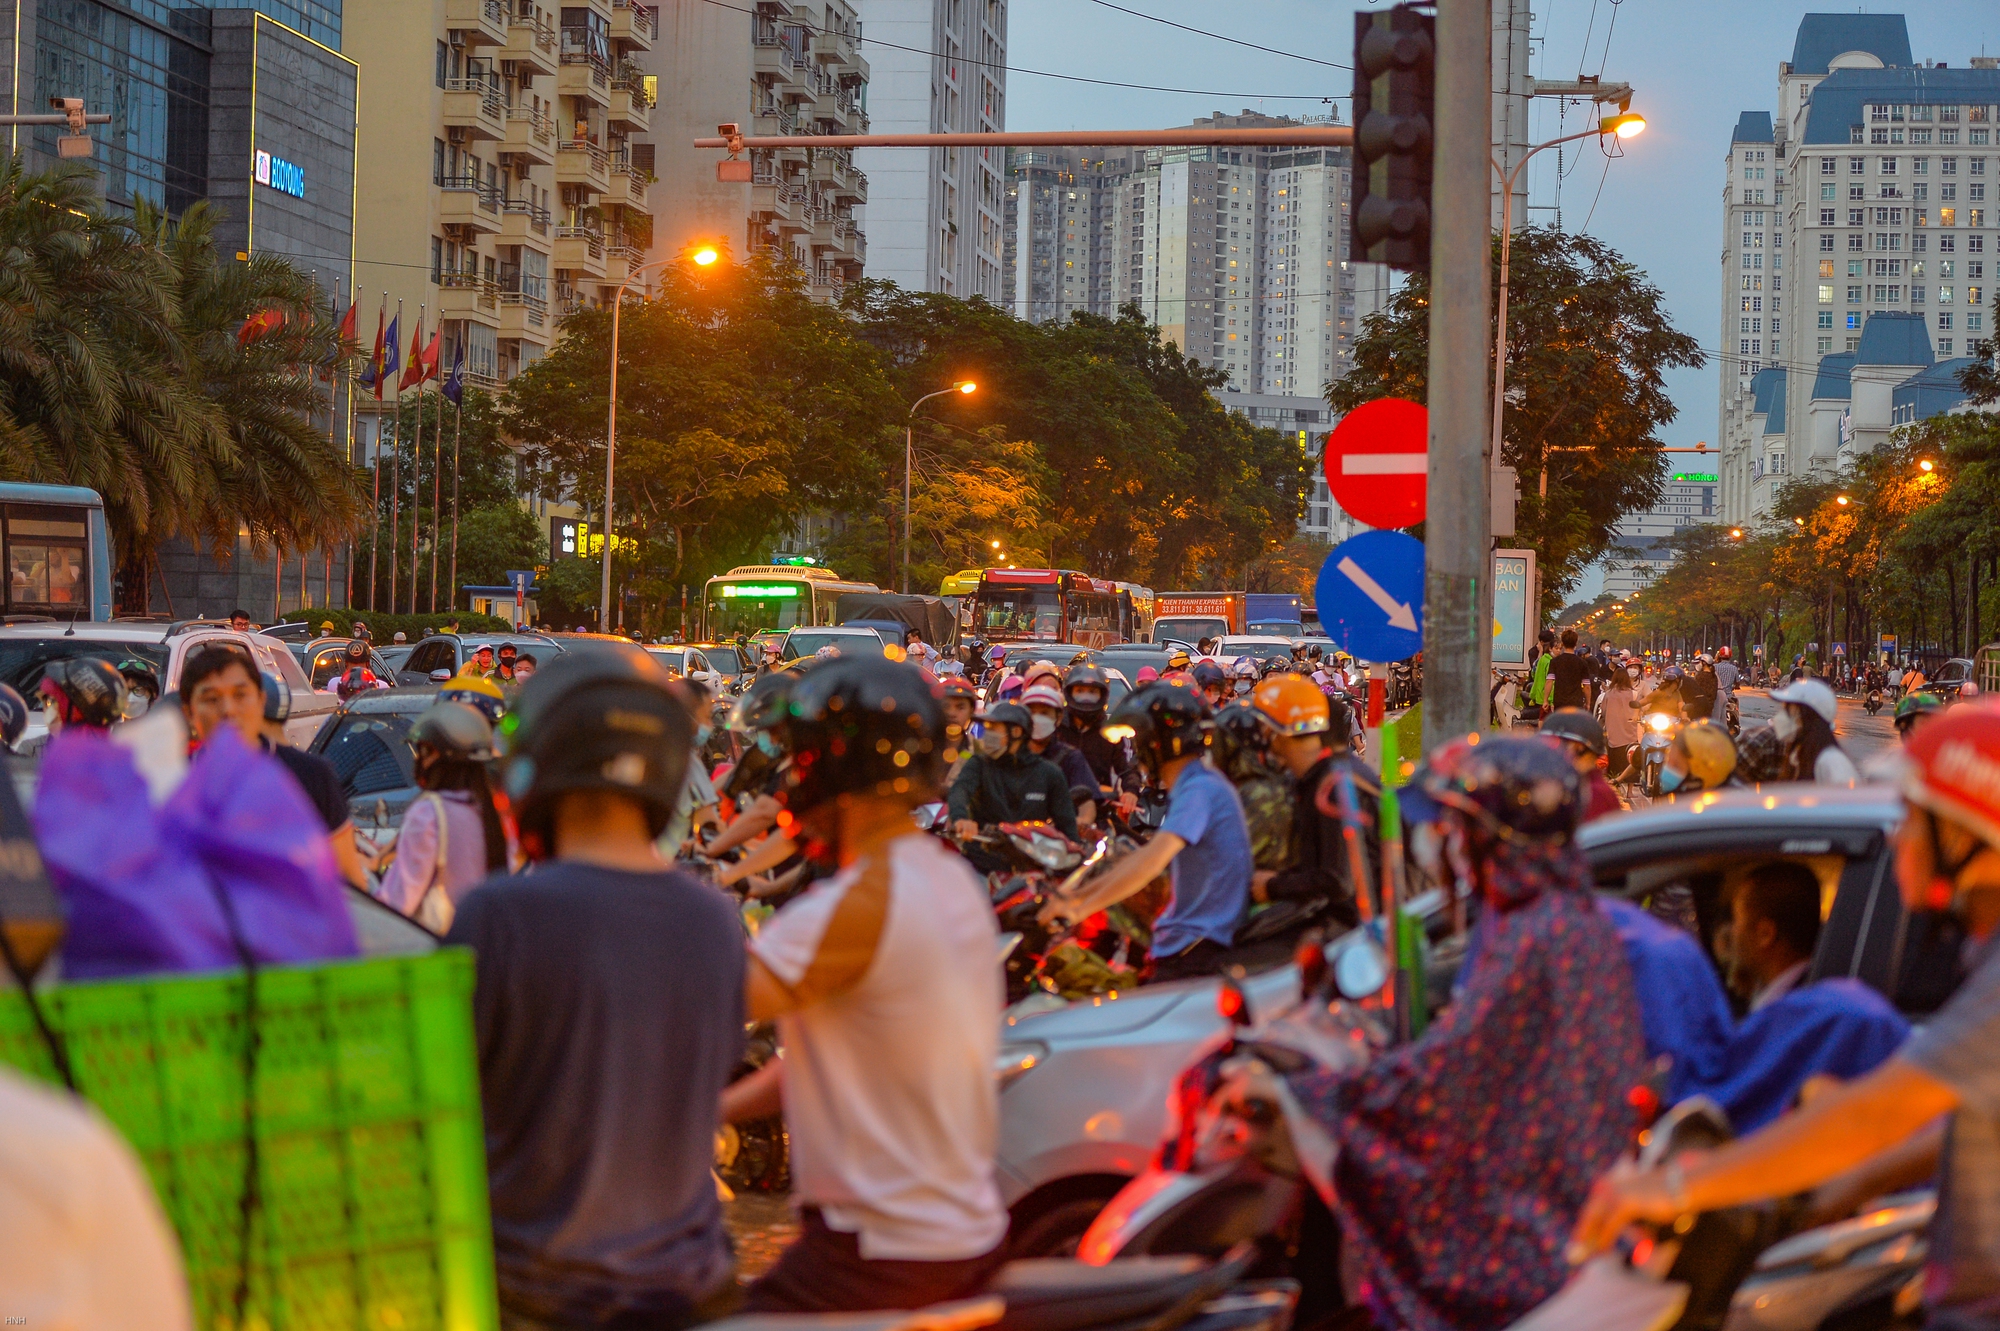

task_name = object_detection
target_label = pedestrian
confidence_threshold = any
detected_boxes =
[1546,630,1600,712]
[447,652,743,1328]
[1712,647,1739,725]
[371,702,512,930]
[729,657,1008,1313]
[1571,703,2000,1328]
[1601,661,1642,784]
[1768,678,1859,786]
[1524,628,1557,721]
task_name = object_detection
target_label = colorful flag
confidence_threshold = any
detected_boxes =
[337,297,358,347]
[320,295,360,382]
[399,315,427,390]
[236,306,286,345]
[361,303,387,396]
[378,313,401,400]
[416,328,442,385]
[442,343,466,408]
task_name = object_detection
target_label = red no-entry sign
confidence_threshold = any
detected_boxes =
[1324,397,1428,530]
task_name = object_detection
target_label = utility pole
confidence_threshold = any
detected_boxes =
[1491,0,1532,231]
[1423,0,1493,749]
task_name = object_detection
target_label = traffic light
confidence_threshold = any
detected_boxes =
[1351,4,1435,271]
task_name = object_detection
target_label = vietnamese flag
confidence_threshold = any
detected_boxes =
[416,328,442,385]
[399,315,428,390]
[236,306,286,345]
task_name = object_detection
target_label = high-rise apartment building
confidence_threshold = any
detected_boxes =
[1003,111,1363,399]
[856,0,1006,300]
[1717,14,2000,525]
[1599,471,1719,601]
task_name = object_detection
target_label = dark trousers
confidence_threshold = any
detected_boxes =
[1146,938,1229,984]
[745,1208,1008,1314]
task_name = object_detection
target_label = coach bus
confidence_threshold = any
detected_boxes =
[701,563,879,641]
[962,568,1138,649]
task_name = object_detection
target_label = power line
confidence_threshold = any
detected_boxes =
[1083,0,1349,71]
[696,0,1340,101]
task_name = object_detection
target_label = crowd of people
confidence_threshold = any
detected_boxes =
[15,616,2000,1331]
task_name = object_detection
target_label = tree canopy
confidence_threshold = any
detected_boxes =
[1328,226,1702,611]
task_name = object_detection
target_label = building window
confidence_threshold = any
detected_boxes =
[1819,310,1834,328]
[1821,157,1837,175]
[1940,338,1954,355]
[1818,283,1834,303]
[1847,312,1862,329]
[437,40,448,88]
[1818,336,1833,353]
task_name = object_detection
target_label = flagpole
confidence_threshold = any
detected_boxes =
[390,299,403,618]
[450,399,462,618]
[368,295,385,611]
[430,360,444,613]
[325,276,340,615]
[410,306,425,617]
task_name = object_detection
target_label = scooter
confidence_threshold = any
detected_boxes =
[1072,930,1394,1327]
[1508,1098,1933,1331]
[1638,711,1681,798]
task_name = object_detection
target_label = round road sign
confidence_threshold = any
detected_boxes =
[1324,397,1427,530]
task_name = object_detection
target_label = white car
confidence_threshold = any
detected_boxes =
[0,620,336,755]
[778,625,889,661]
[642,644,728,688]
[1211,635,1297,666]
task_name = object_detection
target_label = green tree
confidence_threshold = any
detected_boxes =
[1328,226,1702,611]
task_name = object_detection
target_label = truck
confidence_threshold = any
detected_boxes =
[1244,593,1305,640]
[1152,593,1243,645]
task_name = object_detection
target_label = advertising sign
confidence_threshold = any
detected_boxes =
[1491,549,1537,669]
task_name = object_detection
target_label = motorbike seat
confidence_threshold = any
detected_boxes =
[990,1255,1214,1331]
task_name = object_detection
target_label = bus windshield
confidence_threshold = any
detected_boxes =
[974,587,1063,640]
[706,579,812,637]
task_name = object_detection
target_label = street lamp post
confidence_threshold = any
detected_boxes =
[904,381,975,594]
[602,245,719,631]
[1490,113,1646,498]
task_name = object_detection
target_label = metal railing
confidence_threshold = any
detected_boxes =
[439,272,501,310]
[506,104,554,144]
[508,3,557,50]
[500,195,552,233]
[438,173,503,213]
[444,76,506,121]
[556,139,610,173]
[555,225,605,257]
[611,68,655,108]
[499,290,549,327]
[611,0,656,40]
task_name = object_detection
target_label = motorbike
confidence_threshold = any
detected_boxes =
[1638,711,1682,799]
[1725,694,1741,737]
[1072,929,1395,1328]
[1508,1098,1933,1331]
[1863,689,1884,717]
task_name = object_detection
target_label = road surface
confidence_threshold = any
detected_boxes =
[1736,687,1897,769]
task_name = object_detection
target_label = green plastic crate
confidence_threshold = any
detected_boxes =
[0,948,498,1331]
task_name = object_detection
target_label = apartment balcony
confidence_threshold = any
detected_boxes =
[811,26,858,65]
[609,72,653,132]
[438,176,502,233]
[808,150,866,203]
[604,244,640,286]
[501,104,556,166]
[554,139,609,193]
[444,0,508,45]
[607,165,651,216]
[752,101,799,139]
[557,52,611,107]
[499,196,554,249]
[442,77,506,140]
[553,225,607,279]
[609,0,655,50]
[502,2,558,75]
[579,0,611,20]
[498,289,550,341]
[438,273,501,325]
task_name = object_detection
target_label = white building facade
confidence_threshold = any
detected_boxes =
[1718,14,2000,525]
[1600,472,1721,601]
[854,0,1006,300]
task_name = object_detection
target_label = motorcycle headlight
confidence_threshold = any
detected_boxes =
[1647,713,1674,733]
[996,1039,1048,1089]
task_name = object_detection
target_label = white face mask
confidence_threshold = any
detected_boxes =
[1029,714,1057,741]
[1771,707,1800,742]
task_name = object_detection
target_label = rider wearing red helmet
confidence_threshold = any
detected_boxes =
[1574,702,2000,1325]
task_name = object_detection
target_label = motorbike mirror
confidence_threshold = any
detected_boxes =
[1334,938,1390,1001]
[1216,979,1252,1027]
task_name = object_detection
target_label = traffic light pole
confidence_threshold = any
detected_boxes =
[1422,0,1493,751]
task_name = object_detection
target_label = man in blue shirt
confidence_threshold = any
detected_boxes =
[1042,679,1252,981]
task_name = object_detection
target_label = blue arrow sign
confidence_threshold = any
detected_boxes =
[1314,530,1425,663]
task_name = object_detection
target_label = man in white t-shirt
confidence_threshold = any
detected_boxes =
[726,656,1008,1312]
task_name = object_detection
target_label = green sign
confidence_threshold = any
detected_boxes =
[1670,473,1719,483]
[720,584,802,598]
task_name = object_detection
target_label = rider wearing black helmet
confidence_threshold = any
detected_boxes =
[452,648,744,1329]
[0,682,27,753]
[1210,701,1294,872]
[1538,708,1622,822]
[732,656,1009,1313]
[703,669,809,892]
[1058,663,1136,792]
[373,701,510,927]
[38,658,127,732]
[947,700,1078,851]
[1041,680,1253,982]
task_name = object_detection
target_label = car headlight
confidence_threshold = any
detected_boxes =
[996,1039,1048,1088]
[1646,713,1674,733]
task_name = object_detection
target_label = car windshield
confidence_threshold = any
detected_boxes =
[646,649,687,672]
[1154,617,1228,645]
[974,588,1063,640]
[318,711,419,797]
[702,646,745,673]
[306,644,391,689]
[1221,638,1293,656]
[0,638,168,710]
[783,631,879,660]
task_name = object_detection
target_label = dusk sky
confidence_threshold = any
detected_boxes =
[1008,1,2000,452]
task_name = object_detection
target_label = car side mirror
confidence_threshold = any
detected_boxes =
[429,668,452,682]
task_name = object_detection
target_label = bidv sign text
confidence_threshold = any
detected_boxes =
[254,149,305,198]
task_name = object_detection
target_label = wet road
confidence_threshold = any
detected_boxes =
[1735,686,1898,768]
[725,1191,798,1281]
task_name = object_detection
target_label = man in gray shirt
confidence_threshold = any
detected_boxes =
[1570,703,2000,1327]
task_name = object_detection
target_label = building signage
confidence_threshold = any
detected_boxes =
[1491,548,1538,669]
[551,517,588,559]
[1670,473,1719,483]
[254,149,305,198]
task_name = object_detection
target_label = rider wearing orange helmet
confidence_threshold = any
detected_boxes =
[1573,702,2000,1325]
[1247,672,1371,928]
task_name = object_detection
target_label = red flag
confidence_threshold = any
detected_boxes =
[399,316,427,390]
[417,329,442,384]
[320,296,359,382]
[368,303,388,400]
[337,297,358,346]
[237,306,286,345]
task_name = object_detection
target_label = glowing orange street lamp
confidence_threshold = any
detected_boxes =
[1836,494,1851,506]
[905,380,978,591]
[1919,459,1936,473]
